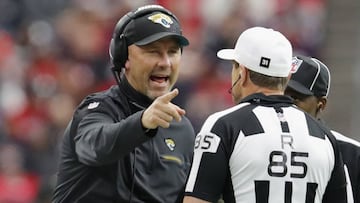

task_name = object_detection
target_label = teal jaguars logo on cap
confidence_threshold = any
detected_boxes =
[148,13,173,28]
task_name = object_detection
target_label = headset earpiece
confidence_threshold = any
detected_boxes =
[109,12,133,70]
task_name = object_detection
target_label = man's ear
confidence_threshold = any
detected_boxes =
[124,60,130,70]
[239,65,248,85]
[317,96,327,112]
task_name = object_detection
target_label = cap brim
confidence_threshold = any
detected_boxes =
[287,80,314,96]
[134,32,189,46]
[217,49,236,60]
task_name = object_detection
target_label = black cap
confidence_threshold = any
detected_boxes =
[124,12,189,46]
[288,55,331,97]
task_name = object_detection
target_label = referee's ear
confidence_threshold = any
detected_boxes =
[317,96,327,113]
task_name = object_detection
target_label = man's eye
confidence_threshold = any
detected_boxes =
[147,50,158,53]
[169,49,179,54]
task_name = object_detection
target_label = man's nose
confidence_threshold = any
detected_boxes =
[157,53,171,67]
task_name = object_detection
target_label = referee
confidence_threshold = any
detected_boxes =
[285,55,360,203]
[183,27,347,203]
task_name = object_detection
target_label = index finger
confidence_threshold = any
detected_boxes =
[158,88,179,103]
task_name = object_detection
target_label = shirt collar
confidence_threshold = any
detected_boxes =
[240,93,294,105]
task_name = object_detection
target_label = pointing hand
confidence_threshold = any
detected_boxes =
[141,88,186,129]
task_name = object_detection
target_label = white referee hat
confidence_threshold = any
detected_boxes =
[217,26,293,77]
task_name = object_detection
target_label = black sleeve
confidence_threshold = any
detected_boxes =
[73,102,155,166]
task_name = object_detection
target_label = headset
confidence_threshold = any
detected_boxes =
[108,5,181,85]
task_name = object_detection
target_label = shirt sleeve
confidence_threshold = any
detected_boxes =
[321,130,348,203]
[332,130,360,203]
[185,119,229,202]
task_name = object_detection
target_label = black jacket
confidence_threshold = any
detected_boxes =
[52,77,196,203]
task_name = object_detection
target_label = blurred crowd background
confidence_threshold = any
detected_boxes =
[0,0,358,202]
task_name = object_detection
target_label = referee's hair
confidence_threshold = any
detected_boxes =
[248,69,289,90]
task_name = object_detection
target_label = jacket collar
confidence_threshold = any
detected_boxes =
[118,76,153,109]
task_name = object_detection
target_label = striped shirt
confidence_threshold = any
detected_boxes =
[331,130,360,203]
[185,93,347,203]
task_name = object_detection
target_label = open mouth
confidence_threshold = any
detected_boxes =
[150,75,169,83]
